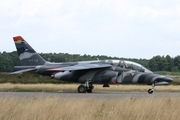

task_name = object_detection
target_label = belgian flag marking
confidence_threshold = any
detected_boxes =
[13,36,23,42]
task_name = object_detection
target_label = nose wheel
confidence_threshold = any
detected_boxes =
[148,89,154,94]
[148,81,156,94]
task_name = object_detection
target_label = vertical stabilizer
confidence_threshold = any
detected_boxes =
[13,36,46,66]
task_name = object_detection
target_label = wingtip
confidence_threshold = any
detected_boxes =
[13,36,23,41]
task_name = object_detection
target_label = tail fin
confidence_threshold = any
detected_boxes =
[13,36,46,66]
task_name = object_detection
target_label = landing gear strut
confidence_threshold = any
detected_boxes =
[78,80,94,93]
[148,81,156,94]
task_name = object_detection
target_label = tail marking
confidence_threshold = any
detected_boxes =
[13,36,23,42]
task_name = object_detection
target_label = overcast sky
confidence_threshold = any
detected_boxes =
[0,0,180,59]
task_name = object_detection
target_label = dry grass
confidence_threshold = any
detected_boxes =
[0,83,180,92]
[0,96,180,120]
[0,84,180,119]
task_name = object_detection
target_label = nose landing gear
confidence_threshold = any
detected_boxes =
[148,81,156,94]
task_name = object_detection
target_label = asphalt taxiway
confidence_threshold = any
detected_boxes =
[0,92,179,99]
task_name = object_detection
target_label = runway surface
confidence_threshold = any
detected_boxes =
[0,92,179,99]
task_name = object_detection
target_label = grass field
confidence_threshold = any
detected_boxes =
[0,83,180,92]
[0,84,180,119]
[0,96,180,120]
[1,72,180,119]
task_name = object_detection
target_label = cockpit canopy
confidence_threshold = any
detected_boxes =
[106,60,153,73]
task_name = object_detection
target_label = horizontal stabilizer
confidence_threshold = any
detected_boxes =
[10,68,37,74]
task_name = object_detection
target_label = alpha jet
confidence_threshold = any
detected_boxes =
[12,36,173,94]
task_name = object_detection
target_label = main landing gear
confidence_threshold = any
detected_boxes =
[78,80,94,93]
[148,81,156,94]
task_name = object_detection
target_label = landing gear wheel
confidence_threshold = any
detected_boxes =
[77,79,94,93]
[78,85,86,93]
[148,81,156,94]
[148,89,153,94]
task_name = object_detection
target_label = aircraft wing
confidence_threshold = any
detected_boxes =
[10,68,37,74]
[47,64,112,72]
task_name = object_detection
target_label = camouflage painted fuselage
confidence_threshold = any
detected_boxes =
[12,36,173,88]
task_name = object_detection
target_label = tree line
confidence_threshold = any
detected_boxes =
[0,51,180,72]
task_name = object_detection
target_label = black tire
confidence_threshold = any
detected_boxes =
[78,85,86,93]
[148,89,153,94]
[86,89,92,93]
[86,84,94,93]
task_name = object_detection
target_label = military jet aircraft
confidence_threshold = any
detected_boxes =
[12,36,173,94]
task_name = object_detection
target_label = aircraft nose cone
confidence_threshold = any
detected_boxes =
[154,76,173,85]
[164,76,173,83]
[152,75,173,85]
